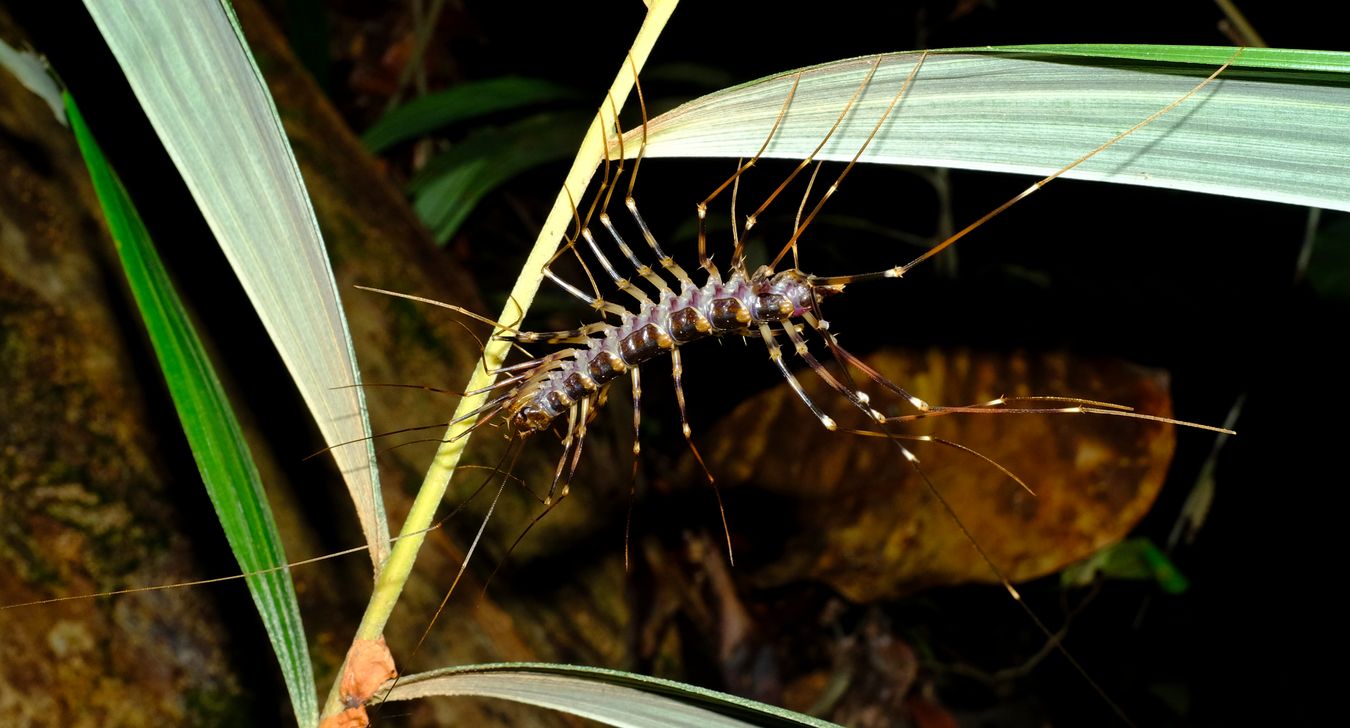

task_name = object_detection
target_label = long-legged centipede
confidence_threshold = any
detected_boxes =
[7,2,1339,723]
[361,45,1243,726]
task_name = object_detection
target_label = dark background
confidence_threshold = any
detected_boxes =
[5,1,1345,726]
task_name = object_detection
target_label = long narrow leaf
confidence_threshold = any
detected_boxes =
[81,0,388,571]
[66,93,317,728]
[631,46,1350,211]
[383,663,838,728]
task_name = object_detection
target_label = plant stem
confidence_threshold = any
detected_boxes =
[319,0,680,719]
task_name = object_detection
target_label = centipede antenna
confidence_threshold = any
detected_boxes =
[303,421,457,461]
[355,285,530,335]
[331,381,464,396]
[895,49,1243,278]
[770,52,929,271]
[0,541,387,611]
[481,460,578,600]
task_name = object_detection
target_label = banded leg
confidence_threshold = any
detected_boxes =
[758,322,838,432]
[804,310,931,412]
[600,212,675,295]
[559,397,594,500]
[744,55,887,268]
[695,73,804,279]
[540,123,628,317]
[510,321,611,345]
[768,53,929,270]
[581,227,652,306]
[671,346,734,565]
[625,367,643,570]
[621,65,697,289]
[780,321,884,424]
[545,404,581,504]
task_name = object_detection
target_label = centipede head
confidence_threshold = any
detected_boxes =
[508,401,553,435]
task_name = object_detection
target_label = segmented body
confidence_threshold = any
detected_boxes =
[505,267,815,435]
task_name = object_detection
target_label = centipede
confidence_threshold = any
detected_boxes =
[355,45,1245,726]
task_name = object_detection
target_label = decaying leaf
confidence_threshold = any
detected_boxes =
[701,348,1175,601]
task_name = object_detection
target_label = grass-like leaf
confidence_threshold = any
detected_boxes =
[382,663,839,728]
[363,76,578,152]
[81,0,388,569]
[632,46,1350,211]
[66,93,317,728]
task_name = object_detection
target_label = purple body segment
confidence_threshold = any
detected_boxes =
[506,269,816,434]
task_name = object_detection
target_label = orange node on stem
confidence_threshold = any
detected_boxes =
[339,636,397,706]
[318,705,369,728]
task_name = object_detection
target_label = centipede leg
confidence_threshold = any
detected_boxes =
[670,346,734,565]
[545,404,580,505]
[780,322,884,423]
[560,397,593,500]
[625,368,642,571]
[804,310,931,412]
[759,322,839,432]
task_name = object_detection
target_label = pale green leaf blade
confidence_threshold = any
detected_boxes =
[65,93,317,728]
[81,0,389,570]
[631,46,1350,211]
[383,663,838,728]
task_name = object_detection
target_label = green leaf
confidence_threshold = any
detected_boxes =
[363,76,578,152]
[1062,538,1190,594]
[80,0,388,573]
[65,93,317,728]
[382,663,839,728]
[631,46,1350,211]
[411,111,589,243]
